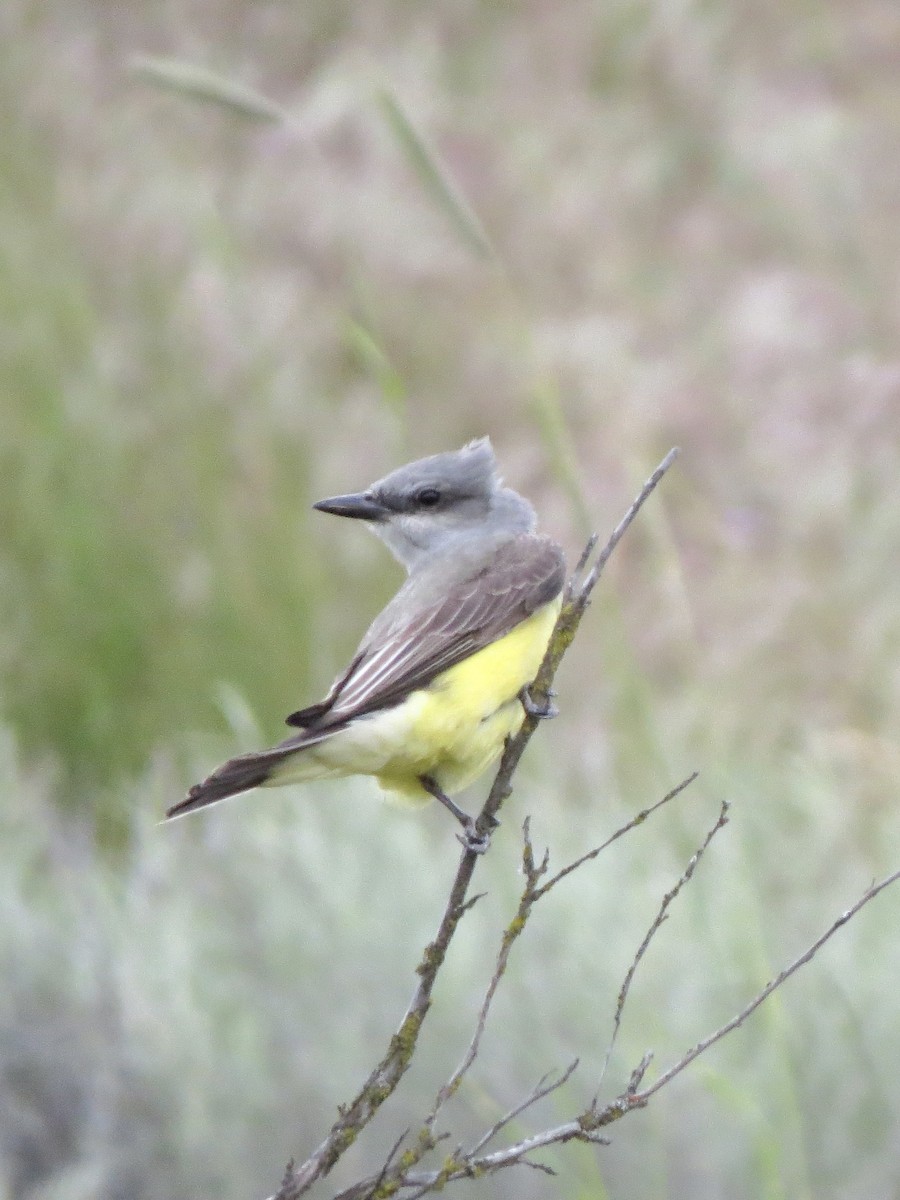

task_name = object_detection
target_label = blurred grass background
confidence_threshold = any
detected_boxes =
[2,0,900,1197]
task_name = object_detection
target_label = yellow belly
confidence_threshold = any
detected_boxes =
[379,596,560,802]
[269,597,561,804]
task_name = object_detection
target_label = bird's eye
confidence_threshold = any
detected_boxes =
[416,487,441,507]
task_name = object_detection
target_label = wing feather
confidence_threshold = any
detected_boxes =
[290,534,564,732]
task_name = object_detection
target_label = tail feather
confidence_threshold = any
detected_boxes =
[167,723,341,821]
[167,747,289,819]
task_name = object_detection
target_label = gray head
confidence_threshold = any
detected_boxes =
[314,438,536,572]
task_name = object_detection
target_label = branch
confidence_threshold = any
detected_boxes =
[467,1059,581,1157]
[570,447,680,602]
[334,845,900,1197]
[337,772,698,1199]
[424,820,550,1128]
[341,1064,589,1200]
[400,865,900,1196]
[534,771,699,900]
[596,798,729,1095]
[272,840,483,1197]
[628,865,900,1104]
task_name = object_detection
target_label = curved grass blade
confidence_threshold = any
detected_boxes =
[129,55,289,124]
[377,88,494,261]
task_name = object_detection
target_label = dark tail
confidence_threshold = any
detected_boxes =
[166,749,284,820]
[167,724,338,820]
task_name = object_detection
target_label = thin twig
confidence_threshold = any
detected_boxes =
[424,776,698,1138]
[273,852,481,1197]
[534,771,698,900]
[401,1116,598,1193]
[328,854,900,1196]
[332,1130,449,1200]
[625,1051,654,1096]
[567,531,599,594]
[397,775,697,1186]
[469,1060,580,1155]
[377,864,900,1196]
[580,448,680,598]
[595,799,730,1095]
[365,1127,410,1200]
[630,865,900,1104]
[426,822,550,1126]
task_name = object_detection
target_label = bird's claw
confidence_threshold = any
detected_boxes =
[520,684,559,720]
[458,816,497,854]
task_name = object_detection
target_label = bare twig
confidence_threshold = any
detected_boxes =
[366,1127,411,1200]
[569,530,599,583]
[534,771,699,900]
[578,448,680,599]
[334,772,700,1199]
[596,799,730,1094]
[625,1051,654,1096]
[332,1128,449,1200]
[468,1060,581,1156]
[273,848,480,1197]
[395,1113,602,1194]
[356,1065,585,1200]
[426,821,549,1127]
[331,856,900,1198]
[424,776,698,1135]
[629,865,900,1104]
[413,865,900,1193]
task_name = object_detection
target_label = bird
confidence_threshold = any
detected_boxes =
[166,437,565,849]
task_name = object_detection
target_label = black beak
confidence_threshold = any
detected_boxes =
[313,491,389,521]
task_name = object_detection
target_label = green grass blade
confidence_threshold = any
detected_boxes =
[377,88,494,260]
[343,317,409,428]
[529,374,593,535]
[129,55,289,123]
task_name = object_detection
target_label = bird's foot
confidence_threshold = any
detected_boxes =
[459,820,490,854]
[519,684,559,720]
[420,773,499,853]
[457,812,500,855]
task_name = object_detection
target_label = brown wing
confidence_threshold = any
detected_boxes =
[286,534,564,732]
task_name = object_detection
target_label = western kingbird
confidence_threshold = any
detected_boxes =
[166,438,565,845]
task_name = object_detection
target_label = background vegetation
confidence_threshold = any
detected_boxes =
[2,1,899,1197]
